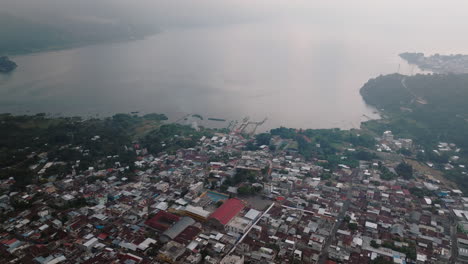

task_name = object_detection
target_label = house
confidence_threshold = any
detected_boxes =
[158,241,186,263]
[220,255,244,264]
[225,217,250,234]
[81,237,98,251]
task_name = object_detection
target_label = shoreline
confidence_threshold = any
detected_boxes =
[5,32,161,58]
[0,108,381,135]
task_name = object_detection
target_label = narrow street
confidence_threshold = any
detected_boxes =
[318,169,356,264]
[222,202,276,258]
[449,213,458,264]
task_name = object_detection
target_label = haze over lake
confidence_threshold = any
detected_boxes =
[1,0,467,131]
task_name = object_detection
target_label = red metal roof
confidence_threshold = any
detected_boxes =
[1,238,17,245]
[209,198,245,225]
[174,226,201,245]
[145,210,180,231]
[98,233,109,240]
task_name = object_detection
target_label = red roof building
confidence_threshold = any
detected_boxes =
[174,226,201,245]
[276,196,285,202]
[145,211,180,231]
[1,238,17,246]
[209,198,246,225]
[98,233,109,240]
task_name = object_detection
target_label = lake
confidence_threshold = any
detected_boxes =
[0,18,463,131]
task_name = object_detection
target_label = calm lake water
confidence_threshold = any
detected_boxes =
[0,19,464,131]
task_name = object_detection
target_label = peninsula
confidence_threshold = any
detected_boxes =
[0,56,17,73]
[360,72,468,193]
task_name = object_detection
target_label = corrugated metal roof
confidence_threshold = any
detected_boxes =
[163,217,195,239]
[244,209,260,220]
[185,205,211,218]
[144,210,180,231]
[209,198,245,225]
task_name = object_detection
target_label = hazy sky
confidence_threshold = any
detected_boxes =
[2,0,468,29]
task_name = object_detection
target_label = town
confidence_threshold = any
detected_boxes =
[399,52,468,74]
[1,114,468,264]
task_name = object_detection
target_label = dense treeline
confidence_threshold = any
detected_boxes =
[360,74,413,111]
[267,127,376,168]
[361,73,468,150]
[141,123,213,154]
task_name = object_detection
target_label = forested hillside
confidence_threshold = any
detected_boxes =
[360,73,468,190]
[361,73,468,149]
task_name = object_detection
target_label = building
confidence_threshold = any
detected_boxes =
[158,241,186,263]
[184,205,211,221]
[382,131,394,142]
[208,198,246,228]
[161,217,195,242]
[226,216,250,234]
[189,182,204,195]
[244,209,261,221]
[145,210,180,232]
[459,248,468,261]
[34,255,67,264]
[81,237,98,251]
[400,138,413,149]
[220,255,244,264]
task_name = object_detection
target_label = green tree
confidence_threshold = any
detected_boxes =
[255,133,271,146]
[353,150,377,161]
[371,256,393,264]
[238,186,252,195]
[396,162,413,179]
[398,148,412,156]
[348,222,358,231]
[245,141,259,151]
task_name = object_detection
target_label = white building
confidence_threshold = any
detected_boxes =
[220,255,244,264]
[382,131,394,142]
[226,217,250,234]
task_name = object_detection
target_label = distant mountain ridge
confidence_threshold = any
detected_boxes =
[0,12,159,55]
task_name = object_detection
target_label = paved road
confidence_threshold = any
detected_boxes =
[449,212,458,264]
[222,202,275,259]
[401,77,427,104]
[281,204,316,214]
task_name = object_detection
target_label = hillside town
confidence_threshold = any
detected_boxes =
[2,119,468,264]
